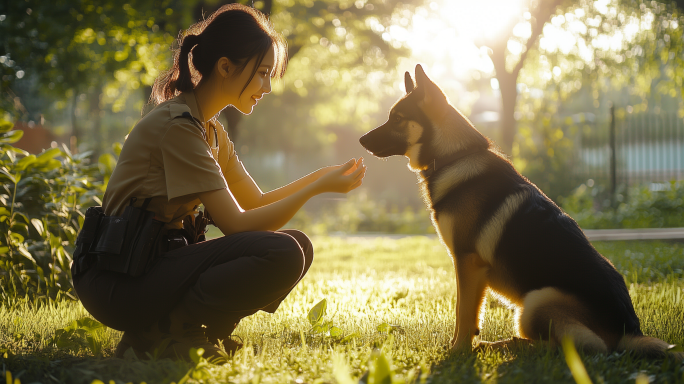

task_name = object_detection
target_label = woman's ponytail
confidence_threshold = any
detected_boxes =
[148,4,288,109]
[175,34,202,93]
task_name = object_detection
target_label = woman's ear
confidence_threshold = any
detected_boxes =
[216,57,236,78]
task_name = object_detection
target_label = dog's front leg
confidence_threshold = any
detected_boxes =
[451,252,489,352]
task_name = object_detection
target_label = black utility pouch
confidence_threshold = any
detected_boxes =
[93,198,165,277]
[71,206,105,277]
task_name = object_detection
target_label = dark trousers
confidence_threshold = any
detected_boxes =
[74,229,313,339]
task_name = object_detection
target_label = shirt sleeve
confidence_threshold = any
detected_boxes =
[161,120,228,201]
[212,120,251,185]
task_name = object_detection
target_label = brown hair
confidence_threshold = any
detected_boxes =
[149,3,287,106]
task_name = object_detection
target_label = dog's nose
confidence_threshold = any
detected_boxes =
[359,134,369,148]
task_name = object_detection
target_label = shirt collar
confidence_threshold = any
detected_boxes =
[178,89,206,124]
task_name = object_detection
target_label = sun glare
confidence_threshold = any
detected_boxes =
[440,0,524,41]
[392,0,525,83]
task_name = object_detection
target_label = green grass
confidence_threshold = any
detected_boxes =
[1,237,684,384]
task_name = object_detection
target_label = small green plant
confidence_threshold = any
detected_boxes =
[176,347,213,383]
[307,298,344,338]
[47,317,106,357]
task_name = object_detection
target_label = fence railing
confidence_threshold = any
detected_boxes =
[571,108,684,191]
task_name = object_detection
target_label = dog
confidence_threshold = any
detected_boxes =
[359,64,680,358]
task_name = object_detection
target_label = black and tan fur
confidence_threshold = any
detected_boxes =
[359,65,681,358]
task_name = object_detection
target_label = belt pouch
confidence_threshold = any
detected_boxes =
[127,212,164,277]
[94,216,130,274]
[92,199,164,276]
[72,206,104,276]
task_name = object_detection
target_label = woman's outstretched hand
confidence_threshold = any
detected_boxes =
[314,158,366,194]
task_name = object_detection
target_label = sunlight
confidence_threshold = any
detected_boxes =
[395,0,525,80]
[386,0,525,90]
[439,0,524,41]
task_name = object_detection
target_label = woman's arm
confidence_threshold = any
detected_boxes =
[229,158,363,210]
[199,158,365,235]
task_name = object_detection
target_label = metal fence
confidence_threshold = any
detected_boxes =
[571,108,684,191]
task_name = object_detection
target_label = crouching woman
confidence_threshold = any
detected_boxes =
[71,3,365,361]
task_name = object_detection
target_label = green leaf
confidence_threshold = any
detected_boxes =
[561,336,593,384]
[10,222,28,236]
[9,232,25,244]
[16,244,36,263]
[0,130,23,144]
[73,317,104,334]
[308,298,327,326]
[0,246,9,255]
[377,323,402,334]
[13,211,29,224]
[98,153,117,175]
[0,119,13,133]
[16,155,37,170]
[2,146,29,156]
[329,326,343,338]
[0,168,16,183]
[86,335,102,356]
[113,142,123,156]
[31,218,45,236]
[369,350,392,384]
[312,322,331,334]
[340,332,360,343]
[189,347,204,364]
[37,148,62,162]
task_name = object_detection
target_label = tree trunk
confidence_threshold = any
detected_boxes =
[70,91,79,154]
[89,85,103,159]
[498,74,518,157]
[490,45,518,156]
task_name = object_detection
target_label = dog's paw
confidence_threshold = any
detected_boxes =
[449,340,474,354]
[474,338,533,353]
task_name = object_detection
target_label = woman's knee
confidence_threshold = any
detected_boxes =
[279,229,313,256]
[268,232,306,282]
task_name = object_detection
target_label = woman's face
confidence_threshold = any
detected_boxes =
[226,45,275,115]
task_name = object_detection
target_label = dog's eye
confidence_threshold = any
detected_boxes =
[393,115,402,123]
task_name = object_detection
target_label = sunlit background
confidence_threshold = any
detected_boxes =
[3,0,684,234]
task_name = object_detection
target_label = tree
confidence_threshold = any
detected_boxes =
[471,0,683,155]
[0,0,187,154]
[504,0,683,198]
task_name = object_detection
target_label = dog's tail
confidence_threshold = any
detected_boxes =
[617,334,683,360]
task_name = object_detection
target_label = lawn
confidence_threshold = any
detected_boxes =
[1,236,683,384]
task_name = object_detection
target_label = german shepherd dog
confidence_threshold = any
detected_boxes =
[359,65,681,358]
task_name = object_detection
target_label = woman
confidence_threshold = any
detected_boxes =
[73,4,366,361]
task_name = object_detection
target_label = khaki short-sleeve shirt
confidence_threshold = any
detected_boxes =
[102,91,249,230]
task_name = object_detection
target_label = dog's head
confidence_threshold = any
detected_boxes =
[359,64,488,171]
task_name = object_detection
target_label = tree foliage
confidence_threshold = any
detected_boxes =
[0,0,186,111]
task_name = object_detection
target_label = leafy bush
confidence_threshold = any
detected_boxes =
[560,181,684,229]
[0,116,108,305]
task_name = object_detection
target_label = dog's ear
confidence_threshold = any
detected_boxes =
[414,64,448,117]
[404,72,415,94]
[415,64,431,88]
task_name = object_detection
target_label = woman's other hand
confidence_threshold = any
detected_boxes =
[314,158,366,194]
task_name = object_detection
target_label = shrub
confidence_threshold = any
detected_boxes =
[560,181,684,229]
[0,116,109,305]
